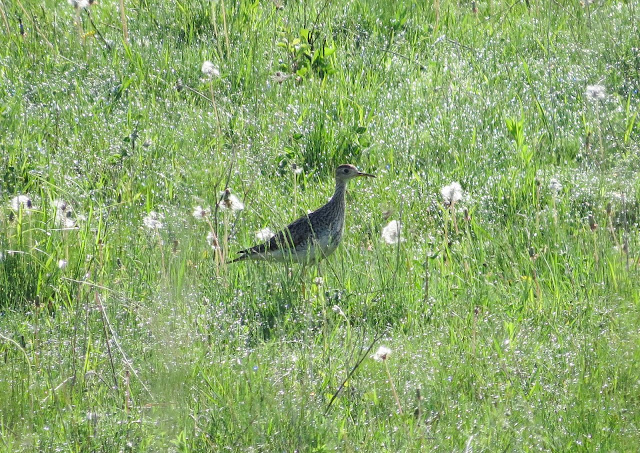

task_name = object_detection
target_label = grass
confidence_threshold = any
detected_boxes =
[1,0,640,450]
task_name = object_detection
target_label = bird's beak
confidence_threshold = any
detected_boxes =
[357,171,375,178]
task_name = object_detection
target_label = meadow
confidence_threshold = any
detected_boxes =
[1,0,639,450]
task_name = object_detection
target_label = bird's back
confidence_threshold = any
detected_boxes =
[235,196,345,263]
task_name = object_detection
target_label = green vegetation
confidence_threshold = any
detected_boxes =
[1,0,639,450]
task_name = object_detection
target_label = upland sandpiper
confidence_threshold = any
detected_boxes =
[230,164,375,264]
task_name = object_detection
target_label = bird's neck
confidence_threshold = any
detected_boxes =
[331,181,348,205]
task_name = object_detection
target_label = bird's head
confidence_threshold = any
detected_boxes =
[335,164,375,182]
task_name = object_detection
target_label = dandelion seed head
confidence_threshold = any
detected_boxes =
[255,227,275,242]
[54,199,69,212]
[68,0,91,9]
[58,259,68,270]
[441,182,463,206]
[272,71,291,84]
[62,217,76,228]
[143,211,164,230]
[381,220,404,245]
[54,199,77,228]
[586,84,606,100]
[549,178,562,193]
[201,61,220,78]
[219,188,244,212]
[372,345,392,361]
[292,163,303,175]
[192,205,210,220]
[313,277,324,287]
[10,195,33,212]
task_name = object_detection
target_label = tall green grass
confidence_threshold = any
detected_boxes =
[1,0,639,450]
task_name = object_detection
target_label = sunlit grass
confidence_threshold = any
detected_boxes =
[1,0,640,450]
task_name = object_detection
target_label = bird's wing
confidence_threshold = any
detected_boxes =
[238,214,315,256]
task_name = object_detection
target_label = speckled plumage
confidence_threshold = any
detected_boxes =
[231,164,374,264]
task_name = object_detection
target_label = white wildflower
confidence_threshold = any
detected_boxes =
[255,227,275,241]
[549,178,562,193]
[143,211,164,230]
[381,220,404,245]
[313,277,324,287]
[10,195,33,213]
[292,163,303,175]
[201,60,220,79]
[441,182,463,206]
[192,205,210,220]
[58,259,68,270]
[372,345,392,362]
[218,188,244,212]
[586,85,606,101]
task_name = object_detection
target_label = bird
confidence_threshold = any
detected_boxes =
[230,164,375,264]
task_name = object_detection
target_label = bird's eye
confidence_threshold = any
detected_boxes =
[343,168,349,173]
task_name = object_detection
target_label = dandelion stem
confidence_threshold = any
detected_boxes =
[210,3,224,58]
[450,201,459,234]
[384,360,403,414]
[119,0,129,42]
[220,0,231,57]
[209,84,223,152]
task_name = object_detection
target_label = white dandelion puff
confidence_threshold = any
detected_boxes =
[381,220,404,245]
[62,217,76,228]
[313,277,324,287]
[192,205,210,220]
[54,199,76,228]
[272,71,291,84]
[58,259,68,270]
[10,195,34,213]
[549,178,562,193]
[372,345,392,362]
[292,163,303,175]
[201,60,220,79]
[255,227,275,241]
[218,188,244,212]
[68,0,91,9]
[53,199,69,212]
[143,211,164,230]
[586,84,606,101]
[441,182,463,206]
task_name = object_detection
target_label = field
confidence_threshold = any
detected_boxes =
[1,0,640,450]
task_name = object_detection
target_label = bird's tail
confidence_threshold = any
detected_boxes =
[227,252,247,264]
